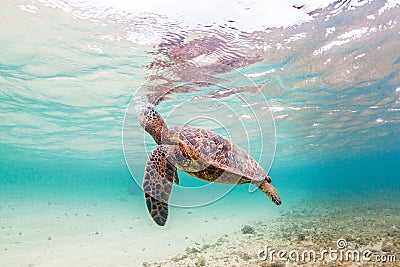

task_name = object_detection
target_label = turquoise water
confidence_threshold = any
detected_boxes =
[1,0,400,266]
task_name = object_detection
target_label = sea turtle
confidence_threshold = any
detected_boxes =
[139,106,281,226]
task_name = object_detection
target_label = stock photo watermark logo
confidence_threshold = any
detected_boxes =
[257,238,397,264]
[122,62,276,208]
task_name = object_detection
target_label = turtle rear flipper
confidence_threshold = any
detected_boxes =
[173,169,179,185]
[143,145,177,226]
[258,180,281,206]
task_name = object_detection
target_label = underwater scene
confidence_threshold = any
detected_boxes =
[1,0,400,266]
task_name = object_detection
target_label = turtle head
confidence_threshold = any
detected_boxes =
[138,106,167,145]
[259,180,281,206]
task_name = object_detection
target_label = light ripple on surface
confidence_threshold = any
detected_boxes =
[0,0,399,166]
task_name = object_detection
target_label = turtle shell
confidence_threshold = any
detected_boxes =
[166,126,267,184]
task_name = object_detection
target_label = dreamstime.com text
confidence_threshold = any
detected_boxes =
[257,239,396,264]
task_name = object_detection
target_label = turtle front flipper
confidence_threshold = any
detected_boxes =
[143,145,177,226]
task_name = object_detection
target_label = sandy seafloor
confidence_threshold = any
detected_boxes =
[1,186,399,267]
[151,191,400,267]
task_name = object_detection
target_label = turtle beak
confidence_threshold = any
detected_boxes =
[138,108,148,128]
